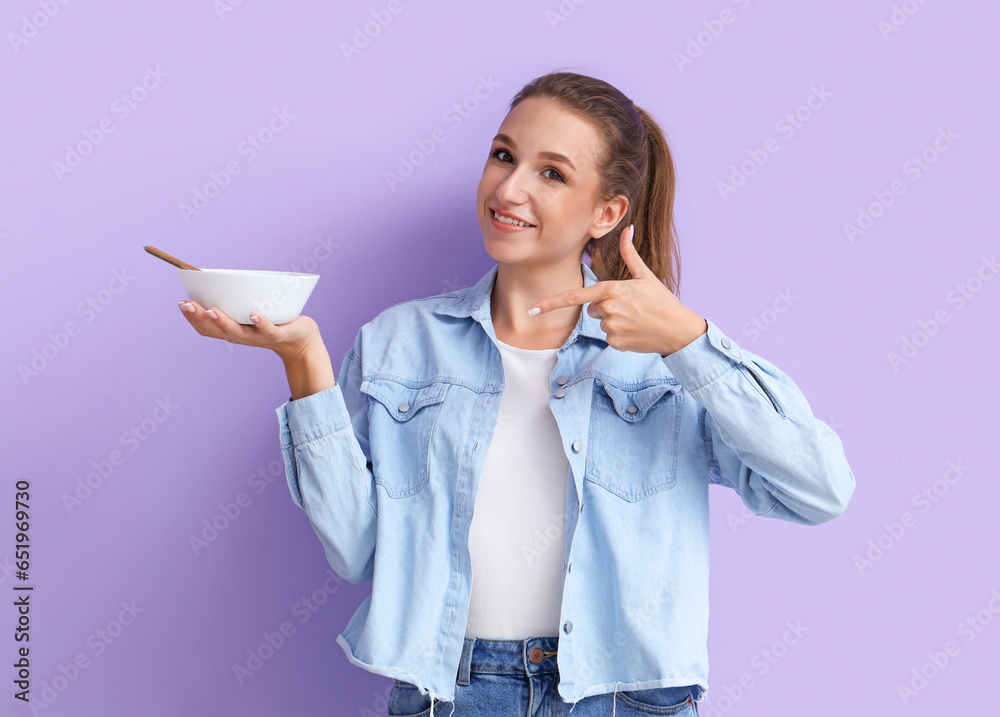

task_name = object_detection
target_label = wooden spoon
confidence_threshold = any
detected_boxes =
[144,245,201,271]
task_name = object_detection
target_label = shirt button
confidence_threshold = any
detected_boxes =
[572,440,582,452]
[554,387,566,398]
[626,404,637,414]
[556,375,569,385]
[472,441,479,454]
[398,402,410,413]
[721,337,731,349]
[595,379,603,386]
[563,621,573,634]
[567,562,572,573]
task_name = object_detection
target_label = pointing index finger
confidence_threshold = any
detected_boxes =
[529,282,608,316]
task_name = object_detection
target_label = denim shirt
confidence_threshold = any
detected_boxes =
[274,259,855,708]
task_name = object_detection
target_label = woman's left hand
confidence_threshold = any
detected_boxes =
[529,224,708,357]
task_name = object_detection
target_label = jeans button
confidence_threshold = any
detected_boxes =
[529,647,544,664]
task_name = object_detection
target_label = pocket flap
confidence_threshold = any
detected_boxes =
[599,381,680,422]
[360,378,449,421]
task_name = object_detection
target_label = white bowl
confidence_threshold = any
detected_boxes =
[177,267,320,325]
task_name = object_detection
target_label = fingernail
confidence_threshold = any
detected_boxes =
[206,309,218,319]
[250,314,259,323]
[179,301,195,314]
[528,307,541,317]
[629,225,635,242]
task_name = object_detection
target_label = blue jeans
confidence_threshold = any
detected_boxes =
[388,635,700,716]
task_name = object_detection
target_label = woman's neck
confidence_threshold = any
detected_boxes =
[490,260,584,350]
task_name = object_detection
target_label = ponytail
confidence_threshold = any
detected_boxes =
[507,72,682,296]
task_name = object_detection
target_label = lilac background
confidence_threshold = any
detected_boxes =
[2,1,998,714]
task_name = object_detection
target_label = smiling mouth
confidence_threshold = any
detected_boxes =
[491,209,535,228]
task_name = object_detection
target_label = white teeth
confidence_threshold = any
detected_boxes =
[493,210,532,227]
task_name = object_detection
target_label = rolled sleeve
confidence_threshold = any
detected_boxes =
[276,384,351,508]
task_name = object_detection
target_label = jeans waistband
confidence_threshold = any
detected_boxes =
[457,635,560,685]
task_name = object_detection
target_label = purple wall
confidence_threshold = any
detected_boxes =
[3,1,998,714]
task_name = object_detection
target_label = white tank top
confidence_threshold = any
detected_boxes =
[464,336,569,639]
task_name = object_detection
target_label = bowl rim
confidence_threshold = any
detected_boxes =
[175,267,319,278]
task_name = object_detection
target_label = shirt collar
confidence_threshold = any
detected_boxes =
[433,260,608,343]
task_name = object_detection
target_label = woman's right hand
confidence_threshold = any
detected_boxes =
[178,299,318,362]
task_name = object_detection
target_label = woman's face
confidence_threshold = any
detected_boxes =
[476,95,624,270]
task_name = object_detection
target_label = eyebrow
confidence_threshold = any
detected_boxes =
[492,133,576,172]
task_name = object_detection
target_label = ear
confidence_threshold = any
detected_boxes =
[589,194,629,239]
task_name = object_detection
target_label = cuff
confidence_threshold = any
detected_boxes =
[275,384,352,448]
[661,317,744,392]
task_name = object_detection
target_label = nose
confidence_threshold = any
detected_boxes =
[494,165,529,204]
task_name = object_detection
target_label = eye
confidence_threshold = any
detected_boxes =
[542,168,565,183]
[489,147,512,163]
[489,148,566,184]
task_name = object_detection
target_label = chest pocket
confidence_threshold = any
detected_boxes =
[360,377,450,498]
[585,379,683,502]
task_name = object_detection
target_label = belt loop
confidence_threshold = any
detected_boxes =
[456,637,474,686]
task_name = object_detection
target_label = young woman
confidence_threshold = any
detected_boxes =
[179,71,855,716]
